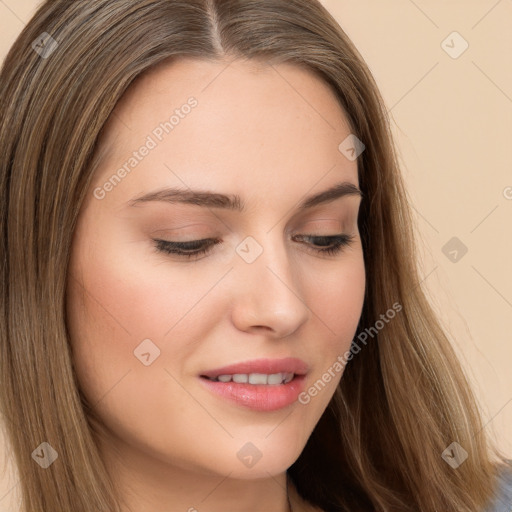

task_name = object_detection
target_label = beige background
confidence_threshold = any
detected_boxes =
[1,0,511,510]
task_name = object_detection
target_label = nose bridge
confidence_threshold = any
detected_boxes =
[230,227,309,335]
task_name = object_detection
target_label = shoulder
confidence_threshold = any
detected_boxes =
[485,461,512,512]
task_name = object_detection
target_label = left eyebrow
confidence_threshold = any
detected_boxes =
[127,181,363,212]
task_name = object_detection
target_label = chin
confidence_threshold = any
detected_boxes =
[183,439,305,480]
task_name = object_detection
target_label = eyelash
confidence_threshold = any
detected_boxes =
[152,234,356,260]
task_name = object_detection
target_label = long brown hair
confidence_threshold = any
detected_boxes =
[0,1,509,511]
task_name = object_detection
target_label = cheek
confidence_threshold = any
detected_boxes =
[302,251,365,398]
[66,226,151,401]
[65,225,230,415]
[66,240,216,465]
[308,250,366,348]
[68,225,202,346]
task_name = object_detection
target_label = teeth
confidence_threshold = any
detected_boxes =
[283,373,294,384]
[249,373,267,385]
[211,372,295,385]
[267,373,284,385]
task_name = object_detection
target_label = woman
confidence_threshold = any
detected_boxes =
[0,1,510,511]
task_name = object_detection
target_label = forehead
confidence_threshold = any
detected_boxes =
[111,56,348,121]
[92,57,359,204]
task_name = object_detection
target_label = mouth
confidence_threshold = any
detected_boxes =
[200,372,296,385]
[198,358,308,411]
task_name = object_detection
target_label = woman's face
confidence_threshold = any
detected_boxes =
[66,57,365,482]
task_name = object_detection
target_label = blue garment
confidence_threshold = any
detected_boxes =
[485,463,512,512]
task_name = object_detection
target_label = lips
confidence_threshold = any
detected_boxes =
[198,357,309,411]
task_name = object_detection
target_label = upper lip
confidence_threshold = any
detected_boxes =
[200,357,309,379]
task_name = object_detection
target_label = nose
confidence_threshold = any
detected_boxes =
[229,233,310,339]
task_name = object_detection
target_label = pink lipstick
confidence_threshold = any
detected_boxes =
[198,357,308,412]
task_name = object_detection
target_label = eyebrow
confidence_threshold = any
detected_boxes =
[127,181,363,212]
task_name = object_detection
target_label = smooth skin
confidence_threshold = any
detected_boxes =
[66,57,366,512]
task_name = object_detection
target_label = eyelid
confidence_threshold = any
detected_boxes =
[300,218,344,228]
[152,233,356,260]
[148,225,212,237]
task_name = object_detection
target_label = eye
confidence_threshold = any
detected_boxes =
[152,238,221,260]
[292,234,356,256]
[152,234,356,260]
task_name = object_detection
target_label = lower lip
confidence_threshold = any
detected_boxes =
[198,375,306,411]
